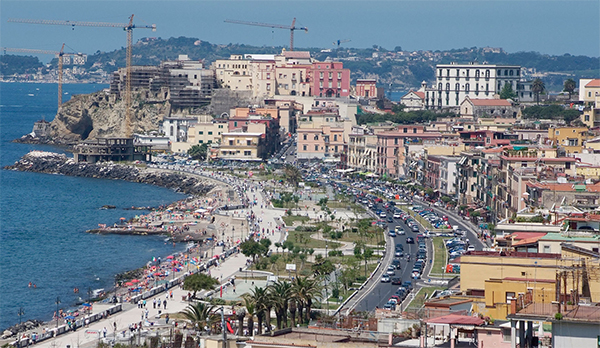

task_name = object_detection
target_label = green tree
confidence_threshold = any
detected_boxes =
[259,238,272,256]
[499,83,517,100]
[240,239,266,262]
[291,276,321,325]
[312,258,335,277]
[269,281,293,329]
[180,301,216,331]
[188,143,208,160]
[183,273,220,298]
[563,78,576,100]
[531,78,545,105]
[284,165,302,188]
[243,287,268,334]
[242,296,256,336]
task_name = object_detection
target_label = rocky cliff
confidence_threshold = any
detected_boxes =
[48,90,171,145]
[4,151,215,196]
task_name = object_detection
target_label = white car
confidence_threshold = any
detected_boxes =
[467,245,476,252]
[381,274,391,283]
[379,212,387,218]
[393,213,402,219]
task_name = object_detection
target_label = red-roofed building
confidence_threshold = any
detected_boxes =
[460,96,519,119]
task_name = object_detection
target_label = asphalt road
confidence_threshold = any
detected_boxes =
[352,203,425,312]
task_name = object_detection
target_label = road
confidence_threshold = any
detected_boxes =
[352,203,422,312]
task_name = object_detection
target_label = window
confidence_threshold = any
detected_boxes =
[485,70,490,78]
[199,131,204,135]
[446,83,450,91]
[328,81,332,88]
[438,83,442,91]
[585,115,590,121]
[455,83,460,92]
[320,72,324,79]
[413,128,417,133]
[337,72,341,79]
[234,121,238,127]
[446,69,450,76]
[199,140,203,143]
[319,81,323,88]
[337,81,341,88]
[497,69,502,76]
[543,245,550,253]
[475,70,480,78]
[395,138,399,145]
[266,83,271,91]
[314,145,319,151]
[208,131,213,135]
[334,145,338,152]
[266,73,270,79]
[244,151,251,156]
[328,72,332,79]
[314,135,319,141]
[509,70,514,76]
[303,145,307,151]
[303,134,307,140]
[505,69,508,76]
[465,83,470,92]
[403,128,408,133]
[334,134,338,141]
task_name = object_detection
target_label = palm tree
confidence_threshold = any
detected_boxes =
[180,301,216,332]
[243,286,268,334]
[235,307,246,335]
[291,276,321,325]
[269,280,293,329]
[243,297,256,336]
[284,165,302,188]
[532,78,545,105]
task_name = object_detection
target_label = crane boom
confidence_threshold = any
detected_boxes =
[8,18,156,30]
[224,17,307,51]
[8,15,156,138]
[2,44,84,108]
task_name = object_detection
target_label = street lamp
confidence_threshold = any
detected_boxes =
[325,243,328,258]
[18,307,25,324]
[55,296,61,331]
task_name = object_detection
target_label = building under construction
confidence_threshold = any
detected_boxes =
[110,55,215,109]
[73,137,152,163]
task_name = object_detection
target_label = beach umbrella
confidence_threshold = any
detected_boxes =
[125,282,133,286]
[131,279,139,283]
[166,255,174,259]
[82,303,92,307]
[65,315,75,320]
[120,217,126,220]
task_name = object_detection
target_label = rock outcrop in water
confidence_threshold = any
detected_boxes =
[4,151,214,196]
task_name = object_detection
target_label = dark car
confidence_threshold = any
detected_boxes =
[387,216,394,223]
[406,237,415,244]
[391,277,402,285]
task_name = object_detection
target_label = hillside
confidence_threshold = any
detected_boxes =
[3,36,599,91]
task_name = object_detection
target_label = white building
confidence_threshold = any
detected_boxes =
[434,63,521,108]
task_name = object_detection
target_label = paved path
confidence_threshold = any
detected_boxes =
[23,168,287,348]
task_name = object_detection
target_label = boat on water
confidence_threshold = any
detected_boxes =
[28,94,34,96]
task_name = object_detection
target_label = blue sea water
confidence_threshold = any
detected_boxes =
[0,82,186,330]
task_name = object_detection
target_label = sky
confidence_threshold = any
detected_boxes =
[1,0,599,63]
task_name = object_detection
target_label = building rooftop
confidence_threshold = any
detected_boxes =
[426,314,485,326]
[468,98,513,107]
[585,79,600,88]
[462,251,562,259]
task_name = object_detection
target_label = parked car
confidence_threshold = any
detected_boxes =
[381,274,391,283]
[386,266,396,275]
[406,237,415,244]
[391,277,402,285]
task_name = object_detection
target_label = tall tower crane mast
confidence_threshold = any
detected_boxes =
[2,44,84,108]
[8,16,156,138]
[224,18,307,51]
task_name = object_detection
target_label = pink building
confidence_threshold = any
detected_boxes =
[356,79,377,98]
[376,126,444,177]
[309,62,350,97]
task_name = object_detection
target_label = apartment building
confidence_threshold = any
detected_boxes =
[170,115,229,153]
[460,96,519,119]
[219,123,267,161]
[547,126,589,154]
[309,62,351,97]
[296,111,348,162]
[435,63,521,108]
[355,79,377,99]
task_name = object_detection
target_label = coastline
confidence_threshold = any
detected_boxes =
[1,151,246,335]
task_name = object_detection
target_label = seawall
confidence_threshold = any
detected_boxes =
[4,151,214,196]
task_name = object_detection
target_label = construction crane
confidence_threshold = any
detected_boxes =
[333,39,351,48]
[2,44,84,108]
[8,16,156,137]
[224,18,307,51]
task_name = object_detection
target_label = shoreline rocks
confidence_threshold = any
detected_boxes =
[4,151,215,196]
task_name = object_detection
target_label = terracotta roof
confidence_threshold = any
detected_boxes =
[426,314,485,326]
[527,182,600,192]
[512,236,544,247]
[414,91,425,99]
[585,79,600,87]
[509,232,547,240]
[468,99,512,106]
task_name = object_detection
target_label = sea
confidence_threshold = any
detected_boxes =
[0,82,187,330]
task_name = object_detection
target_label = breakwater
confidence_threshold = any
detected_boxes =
[4,151,215,196]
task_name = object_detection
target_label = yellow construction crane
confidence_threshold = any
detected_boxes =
[224,18,307,51]
[8,15,156,137]
[2,44,84,108]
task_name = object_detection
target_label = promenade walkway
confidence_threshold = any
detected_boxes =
[15,168,287,348]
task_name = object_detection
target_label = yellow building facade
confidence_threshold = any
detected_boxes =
[547,126,589,154]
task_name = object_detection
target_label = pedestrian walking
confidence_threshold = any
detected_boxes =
[163,299,167,309]
[165,313,170,324]
[102,327,107,338]
[153,298,156,309]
